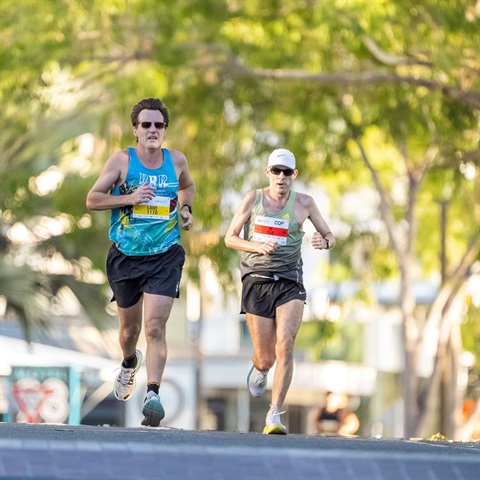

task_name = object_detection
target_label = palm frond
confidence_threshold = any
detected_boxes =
[0,259,114,342]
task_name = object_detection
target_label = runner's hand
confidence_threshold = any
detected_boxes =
[311,231,328,250]
[132,182,156,205]
[180,209,193,230]
[256,241,277,256]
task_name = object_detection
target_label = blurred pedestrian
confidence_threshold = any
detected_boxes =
[225,148,335,434]
[315,391,360,436]
[86,97,195,427]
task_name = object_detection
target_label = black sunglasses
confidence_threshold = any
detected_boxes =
[270,167,295,176]
[137,121,167,130]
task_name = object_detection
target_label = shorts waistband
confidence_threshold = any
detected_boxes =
[247,272,280,282]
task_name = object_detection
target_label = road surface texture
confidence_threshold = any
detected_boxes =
[0,422,478,480]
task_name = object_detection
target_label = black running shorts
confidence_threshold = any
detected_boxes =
[106,243,185,308]
[241,274,307,318]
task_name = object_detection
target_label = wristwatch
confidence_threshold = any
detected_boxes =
[325,238,330,249]
[181,204,192,214]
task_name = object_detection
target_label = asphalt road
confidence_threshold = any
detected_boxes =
[0,422,479,480]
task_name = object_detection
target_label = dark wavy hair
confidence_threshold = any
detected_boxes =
[130,98,169,127]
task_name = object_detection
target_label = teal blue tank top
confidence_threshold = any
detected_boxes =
[240,189,305,283]
[109,147,181,256]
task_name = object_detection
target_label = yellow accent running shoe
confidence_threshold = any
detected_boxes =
[263,407,287,435]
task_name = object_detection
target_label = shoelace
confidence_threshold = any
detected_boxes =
[269,409,286,424]
[116,366,136,386]
[145,393,167,407]
[255,371,268,386]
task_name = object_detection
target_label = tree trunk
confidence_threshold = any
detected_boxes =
[440,337,455,437]
[402,319,419,437]
[449,322,462,438]
[400,266,419,438]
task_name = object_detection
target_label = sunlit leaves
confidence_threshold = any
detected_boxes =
[0,0,478,346]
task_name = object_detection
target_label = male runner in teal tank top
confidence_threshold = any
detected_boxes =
[87,98,195,427]
[225,148,335,434]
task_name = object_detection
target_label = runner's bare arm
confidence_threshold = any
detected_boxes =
[225,191,278,255]
[304,195,336,250]
[86,150,153,211]
[171,150,195,230]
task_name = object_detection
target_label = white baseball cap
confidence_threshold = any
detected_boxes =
[268,148,296,169]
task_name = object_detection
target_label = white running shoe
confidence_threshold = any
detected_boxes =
[263,406,287,435]
[113,349,142,401]
[141,391,165,427]
[247,366,269,397]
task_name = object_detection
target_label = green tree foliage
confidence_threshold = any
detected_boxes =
[1,0,478,435]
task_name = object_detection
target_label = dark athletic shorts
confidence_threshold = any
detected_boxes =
[106,243,185,308]
[241,273,307,318]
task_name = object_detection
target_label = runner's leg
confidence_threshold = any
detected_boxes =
[246,313,277,371]
[117,298,143,358]
[270,299,304,409]
[143,293,175,384]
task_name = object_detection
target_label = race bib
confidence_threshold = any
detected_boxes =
[133,196,170,219]
[252,215,289,245]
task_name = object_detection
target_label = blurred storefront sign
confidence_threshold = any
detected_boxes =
[9,366,81,425]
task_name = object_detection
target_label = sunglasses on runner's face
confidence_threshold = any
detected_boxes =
[138,121,166,129]
[270,167,295,176]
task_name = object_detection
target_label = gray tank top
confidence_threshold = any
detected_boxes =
[240,189,305,283]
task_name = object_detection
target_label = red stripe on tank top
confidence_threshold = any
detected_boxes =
[253,225,288,237]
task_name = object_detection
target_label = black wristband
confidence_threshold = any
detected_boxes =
[325,238,330,249]
[181,204,192,214]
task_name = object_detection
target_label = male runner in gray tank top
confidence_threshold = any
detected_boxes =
[225,148,335,434]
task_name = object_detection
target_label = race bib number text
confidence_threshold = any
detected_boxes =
[252,215,289,245]
[133,196,170,219]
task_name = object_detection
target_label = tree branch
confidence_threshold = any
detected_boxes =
[403,145,438,256]
[232,65,480,109]
[355,138,403,259]
[422,236,480,341]
[362,35,433,67]
[75,44,480,109]
[461,149,480,165]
